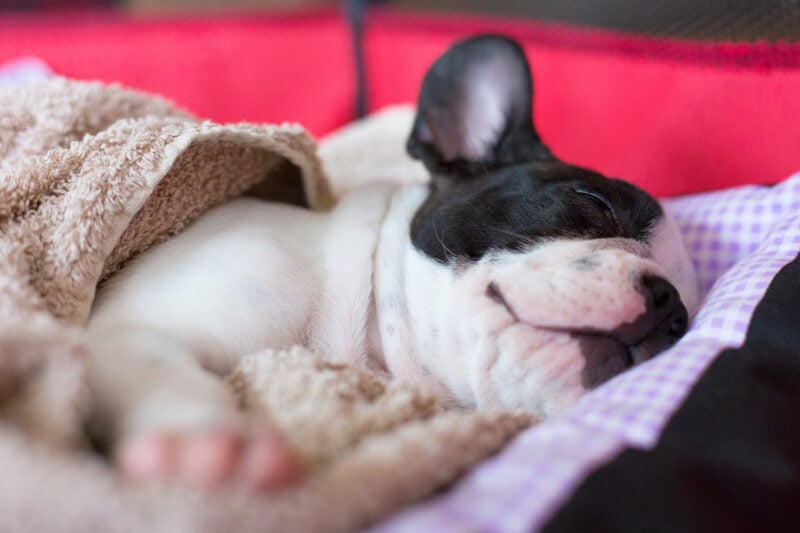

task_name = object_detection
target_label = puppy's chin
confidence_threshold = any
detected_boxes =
[472,323,590,417]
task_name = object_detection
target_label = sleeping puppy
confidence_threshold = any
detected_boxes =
[87,35,698,488]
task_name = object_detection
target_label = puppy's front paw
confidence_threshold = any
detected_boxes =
[119,428,301,491]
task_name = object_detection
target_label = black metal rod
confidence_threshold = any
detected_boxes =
[347,0,369,119]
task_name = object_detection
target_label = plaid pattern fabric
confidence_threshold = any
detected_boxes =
[372,172,800,533]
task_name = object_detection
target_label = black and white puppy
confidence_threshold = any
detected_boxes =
[87,35,698,486]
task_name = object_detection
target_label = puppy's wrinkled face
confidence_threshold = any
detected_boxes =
[382,35,698,416]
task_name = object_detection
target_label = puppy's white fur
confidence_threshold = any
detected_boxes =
[88,180,697,448]
[87,185,392,444]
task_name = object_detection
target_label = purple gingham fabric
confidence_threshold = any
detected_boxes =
[371,172,800,533]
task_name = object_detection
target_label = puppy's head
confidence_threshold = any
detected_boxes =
[390,35,698,415]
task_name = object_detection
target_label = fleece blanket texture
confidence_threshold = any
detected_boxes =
[0,79,532,532]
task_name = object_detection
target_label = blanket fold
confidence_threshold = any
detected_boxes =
[0,79,531,531]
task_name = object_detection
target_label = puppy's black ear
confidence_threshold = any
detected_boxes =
[407,35,551,178]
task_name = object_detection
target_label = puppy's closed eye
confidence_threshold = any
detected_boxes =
[574,188,621,234]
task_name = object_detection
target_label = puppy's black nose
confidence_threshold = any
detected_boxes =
[643,275,688,335]
[580,275,688,388]
[619,275,688,364]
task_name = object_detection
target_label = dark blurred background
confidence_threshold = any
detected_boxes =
[1,0,799,41]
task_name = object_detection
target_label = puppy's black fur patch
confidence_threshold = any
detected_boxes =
[411,161,662,263]
[406,34,662,264]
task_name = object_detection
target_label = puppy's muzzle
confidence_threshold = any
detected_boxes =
[486,275,689,388]
[582,274,688,387]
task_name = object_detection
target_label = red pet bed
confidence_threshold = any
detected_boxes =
[2,6,798,197]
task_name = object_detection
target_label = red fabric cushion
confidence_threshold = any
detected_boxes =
[365,8,800,197]
[0,8,354,137]
[2,7,798,196]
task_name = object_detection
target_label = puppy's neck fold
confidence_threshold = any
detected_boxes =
[305,184,396,371]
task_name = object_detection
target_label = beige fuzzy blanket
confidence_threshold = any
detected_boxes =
[0,79,532,532]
